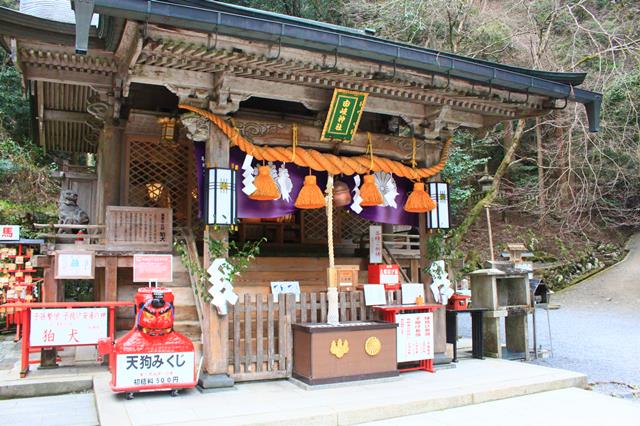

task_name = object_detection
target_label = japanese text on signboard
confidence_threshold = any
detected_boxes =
[321,89,368,142]
[30,308,108,346]
[396,312,434,362]
[115,352,195,388]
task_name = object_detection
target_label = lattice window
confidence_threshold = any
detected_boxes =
[301,208,339,243]
[127,138,193,228]
[340,210,374,243]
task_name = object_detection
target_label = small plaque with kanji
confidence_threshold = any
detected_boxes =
[321,89,368,142]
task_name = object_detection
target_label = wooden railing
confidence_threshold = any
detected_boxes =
[227,290,403,381]
[35,206,172,252]
[358,231,421,259]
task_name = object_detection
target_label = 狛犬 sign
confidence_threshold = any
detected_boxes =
[30,308,108,346]
[133,254,173,283]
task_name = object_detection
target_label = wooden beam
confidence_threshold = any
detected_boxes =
[23,66,113,89]
[44,109,91,123]
[232,115,440,162]
[36,80,45,150]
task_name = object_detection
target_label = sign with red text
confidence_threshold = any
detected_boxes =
[133,254,173,282]
[0,225,20,241]
[114,352,195,388]
[30,308,108,346]
[395,312,434,362]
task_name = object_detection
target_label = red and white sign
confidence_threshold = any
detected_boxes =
[368,264,401,289]
[30,308,108,346]
[133,254,173,283]
[395,312,434,362]
[0,225,20,241]
[114,352,195,389]
[369,225,382,263]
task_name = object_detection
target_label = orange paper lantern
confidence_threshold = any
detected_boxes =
[249,165,280,201]
[359,174,383,206]
[295,175,325,209]
[404,182,437,213]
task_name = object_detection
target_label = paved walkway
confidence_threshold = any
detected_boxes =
[365,387,640,425]
[530,233,640,398]
[0,393,98,426]
[94,359,586,425]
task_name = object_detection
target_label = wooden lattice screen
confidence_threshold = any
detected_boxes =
[126,137,196,228]
[301,208,375,244]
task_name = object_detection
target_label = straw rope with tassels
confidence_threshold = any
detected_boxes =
[179,104,451,179]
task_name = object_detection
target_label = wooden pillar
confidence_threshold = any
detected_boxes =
[42,256,59,302]
[97,123,124,224]
[201,124,233,384]
[105,257,118,301]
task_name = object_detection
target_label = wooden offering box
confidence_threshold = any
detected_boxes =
[292,321,398,385]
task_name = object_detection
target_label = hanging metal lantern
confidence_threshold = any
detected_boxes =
[332,180,352,208]
[158,117,177,142]
[206,167,238,226]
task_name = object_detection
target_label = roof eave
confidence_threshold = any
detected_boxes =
[73,0,602,132]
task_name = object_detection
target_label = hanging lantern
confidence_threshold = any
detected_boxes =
[295,175,325,209]
[332,180,352,208]
[206,167,237,226]
[359,174,383,206]
[249,165,280,201]
[404,182,437,213]
[158,117,176,142]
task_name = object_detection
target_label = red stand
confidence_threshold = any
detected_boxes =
[373,304,443,373]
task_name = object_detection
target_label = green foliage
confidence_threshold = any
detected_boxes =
[0,55,30,143]
[441,132,487,218]
[0,138,59,235]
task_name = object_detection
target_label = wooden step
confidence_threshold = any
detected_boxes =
[174,320,202,341]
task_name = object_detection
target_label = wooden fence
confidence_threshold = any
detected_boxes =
[227,290,402,381]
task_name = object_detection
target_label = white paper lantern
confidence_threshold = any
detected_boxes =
[206,167,238,226]
[426,182,451,229]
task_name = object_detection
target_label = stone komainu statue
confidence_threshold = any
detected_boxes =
[58,190,90,232]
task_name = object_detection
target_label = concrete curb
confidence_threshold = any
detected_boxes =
[0,375,93,399]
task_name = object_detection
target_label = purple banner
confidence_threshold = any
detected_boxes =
[194,145,418,226]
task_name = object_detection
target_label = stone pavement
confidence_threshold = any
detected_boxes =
[94,359,586,426]
[365,387,640,425]
[0,392,98,426]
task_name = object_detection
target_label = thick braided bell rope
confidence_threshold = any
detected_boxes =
[179,104,452,179]
[325,174,335,270]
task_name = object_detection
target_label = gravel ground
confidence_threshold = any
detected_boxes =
[457,233,640,401]
[529,233,640,400]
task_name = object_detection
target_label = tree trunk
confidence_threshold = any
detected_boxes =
[448,119,525,249]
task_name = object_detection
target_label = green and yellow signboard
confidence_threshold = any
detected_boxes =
[321,89,368,142]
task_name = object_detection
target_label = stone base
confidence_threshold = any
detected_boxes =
[433,352,453,365]
[197,373,235,393]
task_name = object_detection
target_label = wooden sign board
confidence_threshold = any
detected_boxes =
[55,251,95,279]
[321,89,368,142]
[369,225,382,263]
[133,254,173,282]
